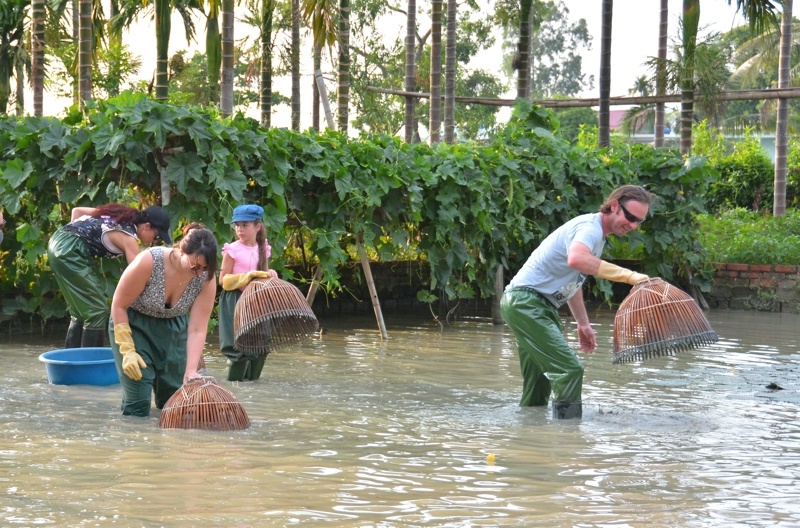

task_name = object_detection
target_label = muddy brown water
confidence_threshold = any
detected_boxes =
[1,309,798,527]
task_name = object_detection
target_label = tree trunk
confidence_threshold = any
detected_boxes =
[338,0,351,135]
[155,0,172,101]
[773,0,792,217]
[443,0,456,143]
[72,0,79,105]
[206,12,221,106]
[312,48,320,131]
[220,0,234,117]
[14,60,24,115]
[260,0,273,127]
[291,0,300,130]
[598,0,612,148]
[404,0,417,143]
[31,0,45,117]
[654,0,668,147]
[429,0,442,144]
[680,0,700,156]
[78,0,92,108]
[517,0,532,99]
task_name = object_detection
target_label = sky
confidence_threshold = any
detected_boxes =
[567,0,747,99]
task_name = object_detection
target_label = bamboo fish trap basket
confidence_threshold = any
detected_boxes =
[612,278,718,364]
[233,277,319,358]
[158,377,251,431]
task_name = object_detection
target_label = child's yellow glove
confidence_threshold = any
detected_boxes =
[222,270,272,291]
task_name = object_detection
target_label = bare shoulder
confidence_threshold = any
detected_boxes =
[126,248,155,274]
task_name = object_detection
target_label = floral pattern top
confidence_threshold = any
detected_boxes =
[61,215,137,258]
[129,247,206,318]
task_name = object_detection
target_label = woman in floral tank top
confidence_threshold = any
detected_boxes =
[108,224,218,417]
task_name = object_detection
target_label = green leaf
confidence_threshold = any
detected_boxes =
[93,125,127,157]
[0,159,33,189]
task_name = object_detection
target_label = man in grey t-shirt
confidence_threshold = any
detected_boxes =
[500,185,653,419]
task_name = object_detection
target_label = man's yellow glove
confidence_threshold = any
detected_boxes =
[222,270,272,291]
[114,322,146,381]
[596,260,649,285]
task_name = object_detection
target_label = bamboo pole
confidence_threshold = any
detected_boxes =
[315,69,336,130]
[306,264,324,305]
[366,86,800,108]
[492,266,504,325]
[358,243,389,340]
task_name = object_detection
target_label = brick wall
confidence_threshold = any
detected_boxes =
[708,263,800,313]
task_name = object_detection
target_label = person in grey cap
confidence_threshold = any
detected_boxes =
[47,203,172,349]
[218,203,277,381]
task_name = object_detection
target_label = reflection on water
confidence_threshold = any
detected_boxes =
[1,309,799,526]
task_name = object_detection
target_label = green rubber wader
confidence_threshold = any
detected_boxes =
[47,229,110,329]
[500,288,584,406]
[110,310,188,417]
[218,289,244,362]
[219,289,267,381]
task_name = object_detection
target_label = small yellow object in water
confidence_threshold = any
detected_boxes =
[486,453,496,464]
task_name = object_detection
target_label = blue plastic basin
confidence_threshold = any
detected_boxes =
[39,347,120,386]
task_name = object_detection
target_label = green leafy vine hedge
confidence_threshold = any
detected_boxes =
[0,94,715,324]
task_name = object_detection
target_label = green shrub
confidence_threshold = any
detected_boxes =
[785,138,800,207]
[696,208,800,265]
[707,128,774,213]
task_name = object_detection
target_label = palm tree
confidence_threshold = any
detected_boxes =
[654,0,668,147]
[301,0,337,130]
[0,0,27,115]
[621,76,655,136]
[443,0,455,143]
[429,0,442,144]
[675,0,780,155]
[219,0,234,116]
[113,0,201,101]
[31,0,45,116]
[78,0,92,107]
[404,0,417,143]
[516,0,531,100]
[337,0,350,134]
[260,0,274,126]
[774,0,792,216]
[291,0,299,129]
[679,0,699,155]
[598,0,612,148]
[205,0,221,105]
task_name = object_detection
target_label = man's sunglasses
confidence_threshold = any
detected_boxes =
[619,201,645,224]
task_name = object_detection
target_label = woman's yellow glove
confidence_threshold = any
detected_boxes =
[222,270,272,291]
[114,323,146,381]
[596,260,649,285]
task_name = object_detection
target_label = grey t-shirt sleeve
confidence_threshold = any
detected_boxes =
[507,213,606,308]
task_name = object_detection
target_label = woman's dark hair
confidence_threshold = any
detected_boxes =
[92,203,146,225]
[600,185,655,214]
[175,222,218,281]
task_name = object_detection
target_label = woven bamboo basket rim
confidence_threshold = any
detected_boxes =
[158,376,251,431]
[612,277,719,364]
[233,277,319,357]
